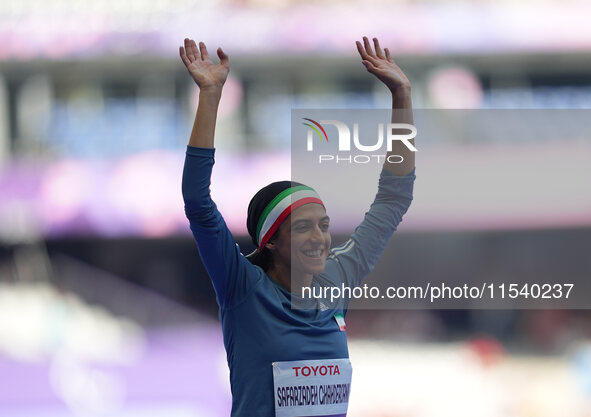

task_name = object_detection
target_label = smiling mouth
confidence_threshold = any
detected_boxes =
[302,249,323,258]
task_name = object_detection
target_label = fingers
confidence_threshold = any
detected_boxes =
[356,41,378,64]
[181,38,228,69]
[384,47,394,63]
[362,60,378,73]
[190,40,200,61]
[184,38,195,61]
[362,36,375,58]
[179,46,191,67]
[355,41,375,61]
[199,41,209,61]
[217,47,229,67]
[355,40,366,58]
[373,37,385,59]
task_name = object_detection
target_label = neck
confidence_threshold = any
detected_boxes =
[267,264,313,295]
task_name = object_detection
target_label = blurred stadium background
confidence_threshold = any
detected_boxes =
[1,0,591,416]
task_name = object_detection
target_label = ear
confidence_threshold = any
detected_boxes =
[264,233,279,251]
[264,227,282,251]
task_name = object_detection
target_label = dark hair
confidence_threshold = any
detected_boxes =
[245,246,274,271]
[245,180,303,271]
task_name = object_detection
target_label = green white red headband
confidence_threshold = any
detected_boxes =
[255,185,324,250]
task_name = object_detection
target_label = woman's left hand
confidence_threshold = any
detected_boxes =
[356,37,411,93]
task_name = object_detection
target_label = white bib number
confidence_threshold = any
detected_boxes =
[272,358,352,417]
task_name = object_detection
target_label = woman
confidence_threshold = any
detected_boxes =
[181,36,415,417]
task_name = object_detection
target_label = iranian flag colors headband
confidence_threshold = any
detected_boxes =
[256,185,324,250]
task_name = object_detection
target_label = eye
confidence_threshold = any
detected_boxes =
[294,224,310,233]
[320,222,330,232]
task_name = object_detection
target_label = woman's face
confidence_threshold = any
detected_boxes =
[269,203,331,278]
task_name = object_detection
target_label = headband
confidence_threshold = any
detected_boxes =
[255,185,324,250]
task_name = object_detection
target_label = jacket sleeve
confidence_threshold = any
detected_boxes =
[182,146,261,308]
[321,166,416,289]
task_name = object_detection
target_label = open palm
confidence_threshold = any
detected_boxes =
[179,38,229,90]
[356,37,410,92]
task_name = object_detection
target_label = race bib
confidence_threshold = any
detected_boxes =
[272,358,352,417]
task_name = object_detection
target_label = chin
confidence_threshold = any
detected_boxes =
[308,264,326,275]
[300,257,327,275]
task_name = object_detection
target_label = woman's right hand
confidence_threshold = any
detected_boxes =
[180,38,229,90]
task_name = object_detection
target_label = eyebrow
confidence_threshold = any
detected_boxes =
[292,216,330,225]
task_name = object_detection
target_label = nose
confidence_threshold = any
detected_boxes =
[310,225,324,243]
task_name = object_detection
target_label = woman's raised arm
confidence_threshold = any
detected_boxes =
[356,36,415,176]
[179,38,229,148]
